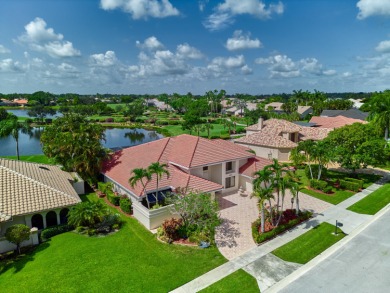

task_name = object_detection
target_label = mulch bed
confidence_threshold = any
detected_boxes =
[95,192,134,218]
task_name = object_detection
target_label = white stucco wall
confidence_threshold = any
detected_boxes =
[239,175,253,193]
[0,219,40,254]
[235,143,292,162]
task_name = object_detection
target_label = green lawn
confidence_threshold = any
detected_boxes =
[163,124,231,138]
[347,183,390,215]
[272,223,345,264]
[0,193,226,292]
[296,169,380,205]
[0,154,52,164]
[200,269,259,293]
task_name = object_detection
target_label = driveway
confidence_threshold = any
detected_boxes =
[215,190,332,260]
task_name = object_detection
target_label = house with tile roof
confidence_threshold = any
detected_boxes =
[235,118,333,161]
[320,108,368,120]
[310,115,367,129]
[0,159,83,253]
[102,134,270,229]
[265,102,313,118]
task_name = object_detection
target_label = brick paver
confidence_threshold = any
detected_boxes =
[215,190,332,260]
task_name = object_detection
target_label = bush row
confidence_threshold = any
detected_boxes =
[252,211,312,244]
[340,179,360,192]
[107,193,120,206]
[120,197,132,214]
[345,178,364,189]
[309,179,332,193]
[41,224,73,241]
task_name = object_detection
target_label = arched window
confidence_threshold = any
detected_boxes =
[59,208,69,224]
[46,211,57,227]
[31,214,44,230]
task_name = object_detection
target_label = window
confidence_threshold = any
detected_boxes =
[203,166,209,171]
[225,176,235,188]
[226,161,233,172]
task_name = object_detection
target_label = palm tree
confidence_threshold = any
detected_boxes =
[251,185,274,233]
[253,168,274,226]
[204,121,214,139]
[148,162,170,206]
[290,182,304,216]
[129,168,152,209]
[0,115,32,160]
[368,90,390,141]
[68,201,108,227]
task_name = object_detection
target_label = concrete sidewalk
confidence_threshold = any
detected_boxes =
[170,173,389,293]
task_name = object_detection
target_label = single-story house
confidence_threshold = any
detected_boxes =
[0,159,83,253]
[265,102,313,118]
[147,98,171,111]
[102,134,270,229]
[235,118,332,161]
[225,102,258,116]
[320,108,368,120]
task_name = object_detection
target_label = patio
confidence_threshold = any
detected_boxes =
[215,190,332,260]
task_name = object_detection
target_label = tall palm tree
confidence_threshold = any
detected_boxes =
[368,90,390,141]
[251,185,274,233]
[253,168,274,227]
[129,168,152,209]
[0,115,32,160]
[290,182,304,216]
[148,162,170,205]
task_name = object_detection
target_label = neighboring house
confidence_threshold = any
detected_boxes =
[320,108,368,120]
[13,99,28,107]
[297,106,313,118]
[265,102,313,118]
[235,118,332,161]
[310,115,367,129]
[0,99,18,106]
[348,98,364,109]
[0,159,83,253]
[147,98,170,111]
[102,134,270,229]
[225,102,257,116]
[265,102,284,113]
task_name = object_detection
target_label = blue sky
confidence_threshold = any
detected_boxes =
[0,0,390,95]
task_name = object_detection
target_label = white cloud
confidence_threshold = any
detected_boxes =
[100,0,179,19]
[17,18,80,58]
[136,36,164,51]
[205,0,283,31]
[198,0,209,12]
[357,0,390,19]
[255,55,335,78]
[225,30,262,51]
[241,64,253,75]
[176,43,203,59]
[210,55,245,69]
[376,40,390,53]
[0,45,11,54]
[90,51,117,67]
[0,58,26,73]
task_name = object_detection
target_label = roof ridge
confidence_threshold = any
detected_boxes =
[157,136,171,163]
[0,157,55,168]
[188,136,201,168]
[0,165,78,202]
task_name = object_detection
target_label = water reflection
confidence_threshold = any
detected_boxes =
[124,129,145,144]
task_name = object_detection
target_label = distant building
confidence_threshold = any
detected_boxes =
[320,108,368,120]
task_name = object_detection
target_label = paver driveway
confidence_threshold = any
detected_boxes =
[215,190,332,260]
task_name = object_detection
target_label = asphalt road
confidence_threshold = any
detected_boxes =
[277,207,390,293]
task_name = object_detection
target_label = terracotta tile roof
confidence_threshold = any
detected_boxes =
[239,157,272,178]
[246,118,302,133]
[235,132,298,148]
[0,159,81,222]
[299,126,333,141]
[310,116,367,129]
[102,134,253,197]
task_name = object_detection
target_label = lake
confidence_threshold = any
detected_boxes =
[7,109,63,119]
[0,127,164,156]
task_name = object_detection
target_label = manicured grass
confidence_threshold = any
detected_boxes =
[200,269,259,293]
[296,169,380,205]
[163,124,231,138]
[1,154,52,164]
[347,183,390,215]
[0,193,226,292]
[272,222,345,264]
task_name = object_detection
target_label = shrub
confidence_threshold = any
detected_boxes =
[340,179,360,192]
[5,224,31,254]
[309,179,328,191]
[323,186,333,194]
[105,118,114,123]
[305,164,327,180]
[107,194,120,206]
[168,120,181,125]
[345,178,364,189]
[26,118,33,123]
[120,197,132,214]
[75,226,85,233]
[45,118,53,124]
[252,211,312,244]
[155,120,169,126]
[161,218,183,240]
[87,229,96,236]
[41,224,73,241]
[188,231,210,244]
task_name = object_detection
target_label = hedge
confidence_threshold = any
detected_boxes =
[345,178,364,189]
[305,164,327,180]
[252,211,312,244]
[340,179,360,192]
[120,198,132,214]
[41,224,73,241]
[107,193,120,206]
[309,179,328,191]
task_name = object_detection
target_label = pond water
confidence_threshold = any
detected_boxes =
[7,109,63,119]
[0,127,163,156]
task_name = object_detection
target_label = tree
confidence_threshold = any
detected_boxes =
[289,148,306,167]
[129,168,152,209]
[251,185,274,233]
[233,98,247,116]
[5,224,30,254]
[0,108,8,121]
[297,140,315,179]
[40,114,107,181]
[203,121,214,138]
[182,112,203,134]
[68,201,109,228]
[290,182,304,216]
[27,105,56,123]
[148,162,170,206]
[324,123,387,173]
[0,114,32,160]
[368,90,390,141]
